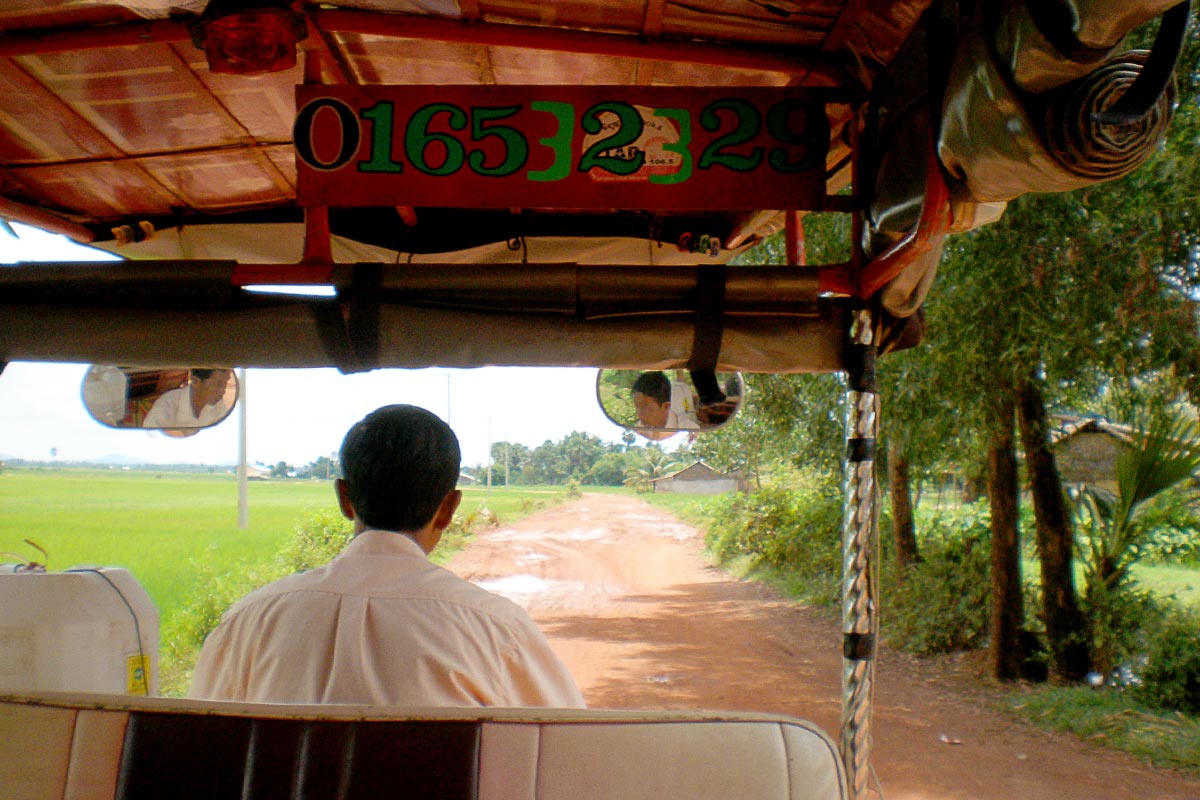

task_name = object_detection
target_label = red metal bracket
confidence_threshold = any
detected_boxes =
[818,143,950,298]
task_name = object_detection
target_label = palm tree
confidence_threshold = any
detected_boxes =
[1071,410,1200,674]
[623,446,679,493]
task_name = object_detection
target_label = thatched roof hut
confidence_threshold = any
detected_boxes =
[1051,415,1134,490]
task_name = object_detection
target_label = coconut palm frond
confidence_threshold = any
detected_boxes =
[1114,414,1200,523]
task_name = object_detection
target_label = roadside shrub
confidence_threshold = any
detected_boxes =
[1083,578,1170,680]
[159,558,281,696]
[1132,489,1200,564]
[278,508,353,573]
[160,509,350,695]
[706,477,843,603]
[1136,609,1200,715]
[884,509,991,655]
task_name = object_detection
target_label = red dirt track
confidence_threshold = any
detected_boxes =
[448,493,1200,800]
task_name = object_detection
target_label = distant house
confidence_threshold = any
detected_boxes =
[651,461,749,494]
[458,472,480,485]
[244,464,271,481]
[1051,415,1134,491]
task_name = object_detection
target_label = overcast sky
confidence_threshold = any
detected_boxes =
[0,224,633,467]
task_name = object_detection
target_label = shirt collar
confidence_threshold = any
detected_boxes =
[345,528,428,558]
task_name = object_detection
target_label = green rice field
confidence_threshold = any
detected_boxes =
[1,468,568,622]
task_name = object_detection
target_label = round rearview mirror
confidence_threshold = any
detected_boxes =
[82,365,239,438]
[596,369,744,441]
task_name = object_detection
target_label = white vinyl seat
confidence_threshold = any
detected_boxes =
[1,692,846,800]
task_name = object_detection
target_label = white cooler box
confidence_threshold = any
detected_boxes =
[0,566,159,696]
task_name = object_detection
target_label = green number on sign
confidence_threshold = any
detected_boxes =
[698,99,763,172]
[578,101,645,176]
[528,101,574,182]
[766,99,829,173]
[649,107,692,185]
[405,103,467,176]
[468,105,529,177]
[360,102,404,173]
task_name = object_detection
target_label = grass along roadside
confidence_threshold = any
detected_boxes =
[1005,686,1200,776]
[638,486,1200,774]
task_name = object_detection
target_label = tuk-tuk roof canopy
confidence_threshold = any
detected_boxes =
[0,2,1183,372]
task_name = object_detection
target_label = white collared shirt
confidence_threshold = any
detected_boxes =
[189,529,585,708]
[143,385,228,429]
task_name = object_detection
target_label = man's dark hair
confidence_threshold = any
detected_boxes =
[632,371,670,404]
[191,368,218,381]
[339,405,460,532]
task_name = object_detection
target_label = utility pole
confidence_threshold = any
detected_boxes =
[237,368,248,529]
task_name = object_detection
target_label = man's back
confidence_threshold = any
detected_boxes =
[189,530,585,708]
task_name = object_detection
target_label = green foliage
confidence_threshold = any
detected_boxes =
[477,432,658,487]
[1136,610,1200,716]
[0,468,316,613]
[733,212,852,266]
[159,558,282,696]
[1082,579,1171,684]
[1071,411,1200,673]
[637,490,719,524]
[1008,685,1200,775]
[1129,489,1200,564]
[883,508,992,654]
[598,369,639,427]
[705,475,843,603]
[689,372,845,483]
[622,446,679,494]
[277,508,353,573]
[512,431,613,485]
[1074,412,1200,587]
[583,452,632,485]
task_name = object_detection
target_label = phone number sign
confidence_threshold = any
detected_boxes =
[294,86,832,210]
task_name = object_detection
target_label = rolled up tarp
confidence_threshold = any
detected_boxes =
[994,0,1184,93]
[939,44,1174,203]
[1042,53,1175,182]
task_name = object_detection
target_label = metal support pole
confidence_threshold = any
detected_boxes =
[841,305,879,800]
[237,368,249,530]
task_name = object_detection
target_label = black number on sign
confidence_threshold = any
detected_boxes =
[294,98,360,171]
[766,99,829,173]
[578,101,645,176]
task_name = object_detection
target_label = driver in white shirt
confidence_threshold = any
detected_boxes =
[189,404,585,708]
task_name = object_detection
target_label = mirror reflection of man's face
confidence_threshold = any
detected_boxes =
[193,370,232,407]
[633,391,670,428]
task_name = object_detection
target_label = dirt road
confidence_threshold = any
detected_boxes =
[448,493,1199,800]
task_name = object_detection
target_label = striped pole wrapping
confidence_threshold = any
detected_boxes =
[841,307,879,800]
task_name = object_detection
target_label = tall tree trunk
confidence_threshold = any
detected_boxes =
[1016,375,1091,682]
[987,391,1025,681]
[887,440,920,580]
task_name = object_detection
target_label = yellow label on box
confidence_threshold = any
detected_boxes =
[127,654,150,695]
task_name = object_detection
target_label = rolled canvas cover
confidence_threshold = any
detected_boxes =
[992,0,1184,93]
[939,44,1174,203]
[0,258,849,373]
